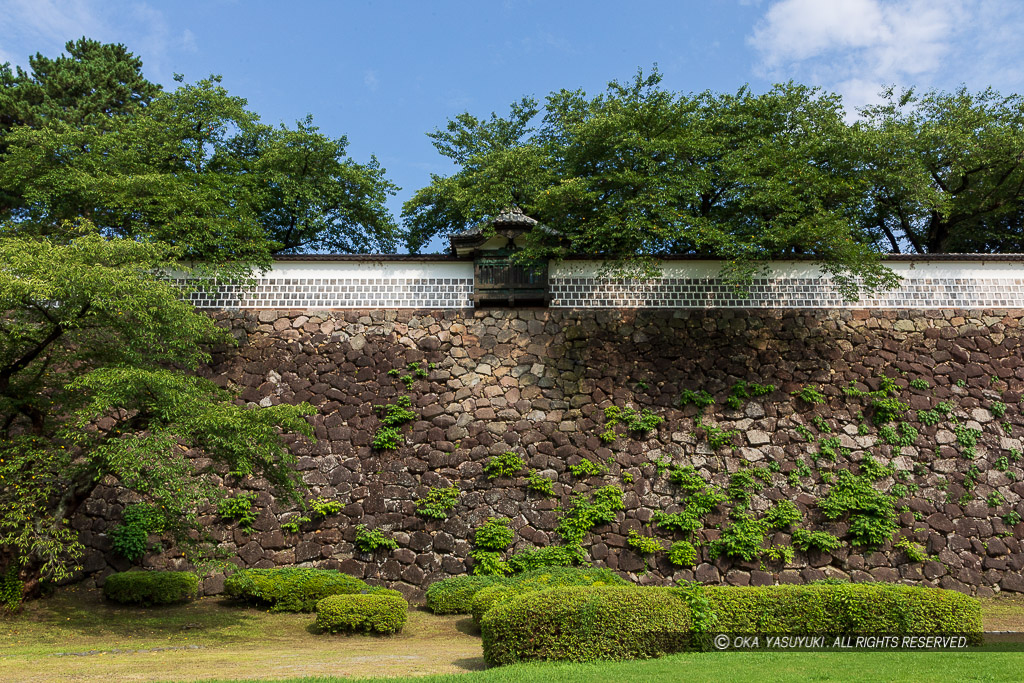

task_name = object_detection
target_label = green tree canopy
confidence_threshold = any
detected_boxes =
[1,40,398,272]
[0,39,401,606]
[0,229,315,602]
[857,86,1024,253]
[403,70,897,295]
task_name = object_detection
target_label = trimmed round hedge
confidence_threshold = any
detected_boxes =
[480,586,692,665]
[424,574,503,614]
[103,571,198,606]
[470,566,627,625]
[315,593,408,634]
[694,583,983,642]
[224,568,368,612]
[481,583,983,665]
[426,566,627,616]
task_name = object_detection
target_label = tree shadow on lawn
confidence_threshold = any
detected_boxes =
[455,616,479,636]
[4,587,300,649]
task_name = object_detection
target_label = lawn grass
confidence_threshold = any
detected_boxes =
[1,586,1022,683]
[208,650,1024,683]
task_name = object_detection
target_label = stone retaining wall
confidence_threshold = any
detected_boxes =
[73,307,1024,599]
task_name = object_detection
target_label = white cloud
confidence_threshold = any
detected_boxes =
[0,0,106,65]
[181,28,198,54]
[0,0,179,82]
[748,0,1024,110]
[364,69,379,92]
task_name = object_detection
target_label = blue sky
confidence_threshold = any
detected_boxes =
[3,0,1024,251]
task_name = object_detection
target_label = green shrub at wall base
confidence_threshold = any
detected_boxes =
[696,584,982,643]
[224,568,368,612]
[425,566,626,616]
[424,575,503,614]
[315,593,408,634]
[471,584,522,625]
[469,566,628,625]
[481,586,692,665]
[102,571,198,606]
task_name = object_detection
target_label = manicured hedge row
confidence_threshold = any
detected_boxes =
[481,586,691,665]
[695,583,983,641]
[481,583,983,665]
[425,575,503,614]
[224,568,368,612]
[315,593,408,634]
[103,571,198,606]
[425,566,626,616]
[470,567,626,625]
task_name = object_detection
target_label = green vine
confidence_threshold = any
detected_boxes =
[598,405,663,444]
[525,469,555,496]
[415,486,459,520]
[218,493,258,532]
[627,530,662,555]
[484,451,525,480]
[354,524,398,553]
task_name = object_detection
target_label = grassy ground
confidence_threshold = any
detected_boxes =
[210,651,1024,683]
[1,588,1022,682]
[0,587,484,682]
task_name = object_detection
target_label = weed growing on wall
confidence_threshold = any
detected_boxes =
[818,470,897,550]
[791,528,842,552]
[763,500,802,529]
[470,518,514,575]
[110,503,166,562]
[373,395,417,450]
[791,385,826,405]
[218,493,258,533]
[667,540,699,567]
[354,524,399,553]
[710,514,767,562]
[415,486,459,520]
[678,389,714,414]
[626,530,662,555]
[485,451,525,480]
[724,380,775,410]
[525,469,555,496]
[555,486,624,545]
[598,406,663,444]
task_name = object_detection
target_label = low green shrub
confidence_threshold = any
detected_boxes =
[425,566,625,616]
[469,566,628,625]
[698,584,982,641]
[471,584,522,626]
[315,593,407,634]
[480,582,982,665]
[224,568,368,612]
[424,574,503,614]
[102,571,198,606]
[481,586,691,665]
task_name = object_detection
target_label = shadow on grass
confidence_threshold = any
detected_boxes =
[455,617,479,636]
[9,588,277,645]
[452,656,488,672]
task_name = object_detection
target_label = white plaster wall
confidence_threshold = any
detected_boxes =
[256,260,474,281]
[550,259,1024,281]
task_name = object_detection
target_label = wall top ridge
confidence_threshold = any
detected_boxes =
[270,252,1024,263]
[183,257,1024,311]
